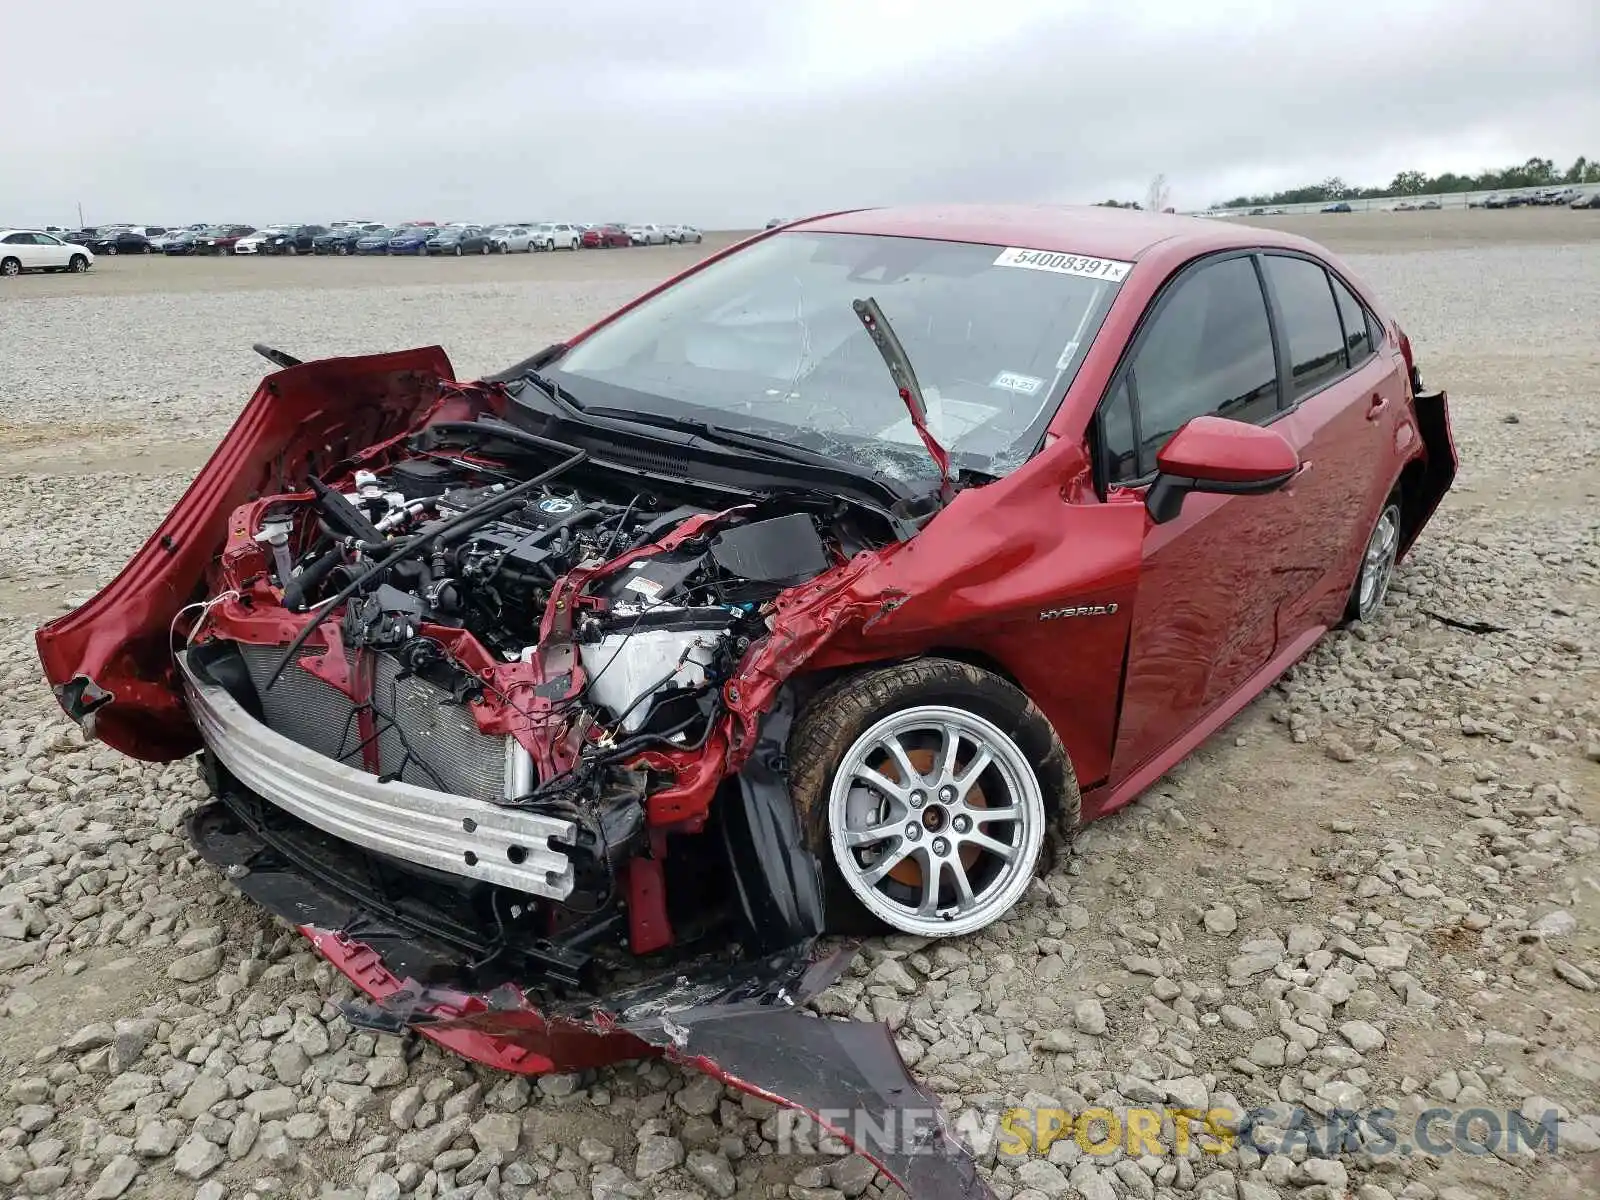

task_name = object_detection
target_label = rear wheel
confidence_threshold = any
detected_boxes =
[106,244,119,256]
[1345,497,1402,624]
[788,658,1078,937]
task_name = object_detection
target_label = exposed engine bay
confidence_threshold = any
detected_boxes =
[179,413,901,1003]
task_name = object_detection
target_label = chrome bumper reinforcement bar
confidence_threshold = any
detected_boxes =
[178,651,576,899]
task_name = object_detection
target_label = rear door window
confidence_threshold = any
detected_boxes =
[1263,255,1347,399]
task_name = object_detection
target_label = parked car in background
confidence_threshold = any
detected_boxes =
[0,230,94,276]
[355,228,398,254]
[581,224,630,248]
[425,226,491,255]
[533,222,581,251]
[148,230,191,250]
[1320,202,1352,214]
[626,223,667,245]
[195,225,256,255]
[87,229,156,255]
[1418,199,1441,210]
[386,227,435,255]
[487,225,534,253]
[313,227,369,255]
[233,226,292,256]
[162,231,203,255]
[265,225,329,254]
[1574,192,1600,210]
[666,224,703,244]
[765,217,786,228]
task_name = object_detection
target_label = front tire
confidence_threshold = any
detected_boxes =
[1,257,21,277]
[1344,496,1402,624]
[788,658,1078,938]
[106,244,118,256]
[69,255,88,273]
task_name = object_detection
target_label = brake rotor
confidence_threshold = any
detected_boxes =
[878,747,986,887]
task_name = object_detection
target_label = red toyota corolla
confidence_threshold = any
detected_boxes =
[35,205,1454,1198]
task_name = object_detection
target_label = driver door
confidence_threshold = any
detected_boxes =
[1097,252,1301,785]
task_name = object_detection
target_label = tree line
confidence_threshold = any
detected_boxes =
[1211,156,1600,209]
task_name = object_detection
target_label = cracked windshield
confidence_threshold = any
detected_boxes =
[547,231,1125,483]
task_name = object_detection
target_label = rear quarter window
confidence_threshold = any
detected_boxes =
[1329,275,1376,367]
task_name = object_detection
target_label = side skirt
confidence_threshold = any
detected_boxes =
[1081,623,1326,821]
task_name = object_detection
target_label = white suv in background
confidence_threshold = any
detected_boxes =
[533,222,580,251]
[0,230,95,276]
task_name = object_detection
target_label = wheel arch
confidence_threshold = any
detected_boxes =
[1397,390,1457,557]
[785,649,1082,816]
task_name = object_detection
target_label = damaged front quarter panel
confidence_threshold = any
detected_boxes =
[35,346,464,759]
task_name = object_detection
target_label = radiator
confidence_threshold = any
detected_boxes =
[237,644,508,803]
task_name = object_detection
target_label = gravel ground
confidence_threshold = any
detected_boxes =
[0,211,1596,1200]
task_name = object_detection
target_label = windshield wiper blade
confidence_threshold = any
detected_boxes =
[516,368,586,413]
[576,406,839,467]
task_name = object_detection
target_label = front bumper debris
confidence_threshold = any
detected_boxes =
[188,795,995,1200]
[178,649,577,898]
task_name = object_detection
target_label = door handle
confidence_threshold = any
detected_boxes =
[1365,394,1389,422]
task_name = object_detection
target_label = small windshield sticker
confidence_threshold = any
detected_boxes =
[994,247,1132,281]
[991,371,1043,395]
[1055,341,1082,371]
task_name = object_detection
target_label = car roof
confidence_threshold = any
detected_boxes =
[793,203,1326,264]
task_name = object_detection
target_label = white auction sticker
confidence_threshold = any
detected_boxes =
[994,247,1132,281]
[623,575,663,600]
[991,371,1043,395]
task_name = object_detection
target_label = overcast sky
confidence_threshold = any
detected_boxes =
[5,0,1596,228]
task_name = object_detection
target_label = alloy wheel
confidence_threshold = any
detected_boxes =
[826,704,1044,937]
[1357,502,1401,621]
